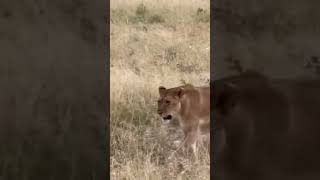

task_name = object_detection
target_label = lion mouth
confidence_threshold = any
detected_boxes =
[163,115,172,121]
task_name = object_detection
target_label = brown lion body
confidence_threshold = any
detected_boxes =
[213,71,320,180]
[157,84,210,154]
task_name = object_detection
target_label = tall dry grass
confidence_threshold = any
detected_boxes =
[110,0,210,179]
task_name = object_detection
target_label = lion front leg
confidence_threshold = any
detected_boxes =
[183,126,200,158]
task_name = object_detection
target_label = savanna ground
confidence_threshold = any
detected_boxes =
[110,0,210,179]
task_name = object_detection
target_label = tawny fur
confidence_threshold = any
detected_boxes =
[157,84,210,155]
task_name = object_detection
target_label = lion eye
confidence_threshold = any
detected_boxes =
[165,100,170,104]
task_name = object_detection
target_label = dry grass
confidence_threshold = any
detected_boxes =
[110,0,210,179]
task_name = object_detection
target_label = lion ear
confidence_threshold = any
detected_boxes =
[213,82,239,115]
[176,87,185,98]
[159,86,166,96]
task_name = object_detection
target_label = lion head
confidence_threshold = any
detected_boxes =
[157,86,185,123]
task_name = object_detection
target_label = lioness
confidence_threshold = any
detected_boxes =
[212,71,320,180]
[157,84,210,155]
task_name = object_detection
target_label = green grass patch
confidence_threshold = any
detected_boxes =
[129,3,166,24]
[193,8,210,23]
